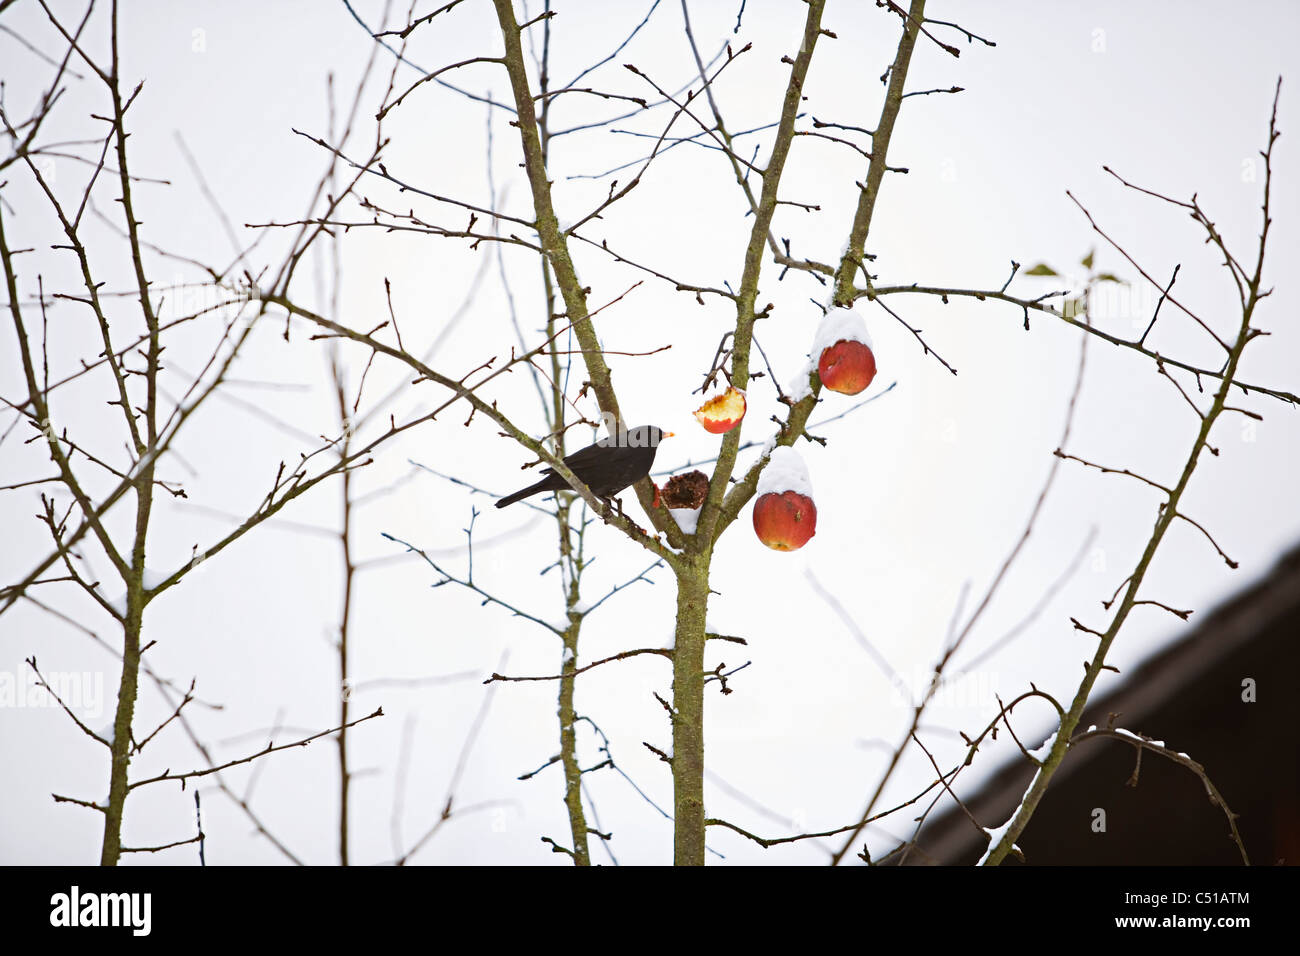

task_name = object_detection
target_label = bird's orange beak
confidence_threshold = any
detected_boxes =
[663,430,675,439]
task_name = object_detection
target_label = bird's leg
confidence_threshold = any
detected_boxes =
[598,496,640,532]
[610,497,648,535]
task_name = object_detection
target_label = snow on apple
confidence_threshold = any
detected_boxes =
[752,446,816,551]
[814,306,876,395]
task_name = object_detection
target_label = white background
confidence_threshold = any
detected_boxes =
[1,0,1296,865]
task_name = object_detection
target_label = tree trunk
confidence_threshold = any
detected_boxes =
[100,594,141,865]
[671,560,710,865]
[559,618,591,865]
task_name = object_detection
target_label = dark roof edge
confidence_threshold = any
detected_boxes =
[895,542,1300,864]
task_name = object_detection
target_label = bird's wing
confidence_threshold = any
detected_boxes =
[534,436,617,478]
[559,439,611,471]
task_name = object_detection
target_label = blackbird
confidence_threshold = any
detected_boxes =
[495,425,673,509]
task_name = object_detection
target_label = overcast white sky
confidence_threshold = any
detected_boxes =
[1,0,1297,865]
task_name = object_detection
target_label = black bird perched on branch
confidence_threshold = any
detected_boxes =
[495,425,673,509]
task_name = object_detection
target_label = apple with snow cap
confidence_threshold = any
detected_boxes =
[814,306,876,395]
[693,386,747,434]
[752,446,816,551]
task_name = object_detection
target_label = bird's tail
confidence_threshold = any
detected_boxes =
[495,479,550,509]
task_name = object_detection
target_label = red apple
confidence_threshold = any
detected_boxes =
[693,387,747,434]
[753,446,816,552]
[818,338,877,395]
[753,490,817,551]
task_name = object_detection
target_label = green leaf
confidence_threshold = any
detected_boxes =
[1024,263,1059,276]
[1080,249,1095,270]
[1096,273,1123,283]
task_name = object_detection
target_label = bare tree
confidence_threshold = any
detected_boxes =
[2,0,1292,866]
[262,1,1293,865]
[0,1,396,864]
